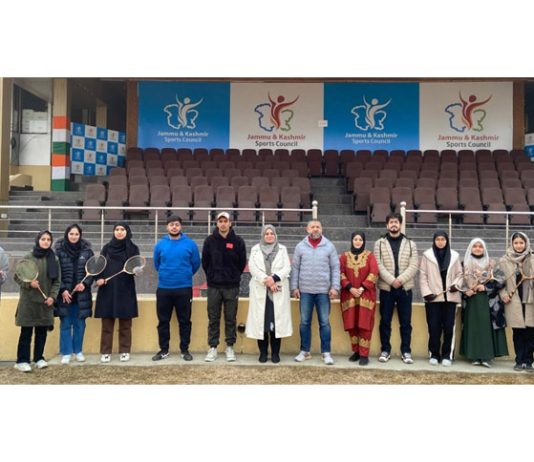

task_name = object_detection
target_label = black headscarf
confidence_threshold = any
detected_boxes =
[350,231,366,256]
[432,230,451,273]
[62,224,83,259]
[107,222,135,259]
[32,230,59,279]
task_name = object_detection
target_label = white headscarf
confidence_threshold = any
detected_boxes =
[463,238,490,272]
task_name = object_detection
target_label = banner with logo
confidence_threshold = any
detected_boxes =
[323,82,419,151]
[70,123,126,176]
[138,81,230,149]
[420,82,513,150]
[229,83,323,150]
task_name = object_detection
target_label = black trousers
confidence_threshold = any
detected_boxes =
[156,287,193,353]
[258,330,281,356]
[512,327,534,365]
[17,326,48,363]
[425,301,457,361]
[379,288,413,354]
[207,286,239,347]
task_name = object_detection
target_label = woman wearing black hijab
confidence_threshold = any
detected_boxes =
[95,223,140,362]
[54,224,95,364]
[419,231,463,366]
[13,230,61,372]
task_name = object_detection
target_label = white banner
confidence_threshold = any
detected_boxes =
[420,82,513,150]
[229,83,323,150]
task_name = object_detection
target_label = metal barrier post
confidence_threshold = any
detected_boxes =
[449,214,452,244]
[48,208,52,231]
[400,201,406,234]
[261,211,265,227]
[505,214,509,244]
[207,211,211,234]
[155,210,158,244]
[100,208,105,248]
[312,200,318,219]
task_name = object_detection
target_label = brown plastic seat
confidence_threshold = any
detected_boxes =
[82,199,102,221]
[370,203,392,224]
[126,160,144,172]
[193,148,209,162]
[462,202,484,224]
[291,177,312,208]
[273,161,290,172]
[373,150,388,161]
[437,178,458,189]
[419,170,439,180]
[251,176,270,190]
[242,149,258,163]
[167,167,184,179]
[258,149,274,160]
[503,187,527,207]
[171,185,193,207]
[355,150,371,163]
[290,161,309,177]
[458,150,475,162]
[243,168,262,178]
[502,178,522,189]
[486,203,507,224]
[190,176,208,189]
[109,167,126,177]
[128,184,149,215]
[209,149,225,163]
[500,169,519,180]
[235,160,254,171]
[290,149,306,162]
[353,177,374,212]
[369,187,391,209]
[108,175,128,189]
[218,161,235,171]
[210,176,229,189]
[339,150,355,174]
[345,161,366,192]
[459,187,482,208]
[280,186,302,222]
[256,160,273,171]
[148,175,168,187]
[510,204,531,225]
[104,199,124,221]
[398,169,418,181]
[236,185,258,223]
[84,184,106,204]
[149,185,171,219]
[206,168,223,180]
[271,176,291,190]
[395,177,415,189]
[391,187,413,210]
[215,186,236,209]
[169,176,189,189]
[182,160,200,170]
[374,177,395,189]
[263,168,280,180]
[199,160,218,171]
[475,149,492,161]
[163,160,180,171]
[423,150,440,162]
[307,149,323,176]
[481,187,504,207]
[459,178,478,188]
[479,177,500,189]
[226,149,241,162]
[414,187,436,208]
[436,187,458,210]
[258,186,280,222]
[129,176,149,187]
[193,184,214,214]
[323,150,339,176]
[147,167,165,179]
[161,148,177,162]
[223,168,242,180]
[416,203,437,224]
[185,167,203,180]
[406,149,423,160]
[230,176,249,189]
[177,148,193,161]
[274,149,291,162]
[145,158,162,170]
[417,178,437,190]
[440,150,457,163]
[126,147,143,162]
[380,169,398,180]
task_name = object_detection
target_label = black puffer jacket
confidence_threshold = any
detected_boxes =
[54,238,95,318]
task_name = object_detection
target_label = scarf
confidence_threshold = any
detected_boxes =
[463,238,490,272]
[505,232,532,303]
[350,231,366,256]
[32,230,59,279]
[259,225,279,276]
[432,230,451,273]
[61,224,83,259]
[107,222,135,259]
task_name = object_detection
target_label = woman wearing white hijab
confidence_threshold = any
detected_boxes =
[498,232,534,371]
[246,225,292,363]
[459,238,508,367]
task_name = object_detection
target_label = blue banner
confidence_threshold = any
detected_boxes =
[138,81,230,149]
[324,83,419,150]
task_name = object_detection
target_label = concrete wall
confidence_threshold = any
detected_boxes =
[0,295,515,361]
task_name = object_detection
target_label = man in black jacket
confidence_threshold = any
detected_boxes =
[202,212,247,362]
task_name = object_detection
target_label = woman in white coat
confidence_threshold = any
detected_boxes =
[246,225,292,363]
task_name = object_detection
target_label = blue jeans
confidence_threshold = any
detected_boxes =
[299,293,331,353]
[59,303,86,355]
[379,288,413,355]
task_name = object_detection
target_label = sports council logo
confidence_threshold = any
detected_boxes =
[164,96,203,130]
[255,93,299,132]
[445,93,492,133]
[351,96,391,131]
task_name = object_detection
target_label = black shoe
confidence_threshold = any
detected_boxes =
[271,353,280,363]
[349,352,360,362]
[525,363,534,372]
[513,363,524,371]
[152,350,169,361]
[359,356,369,366]
[259,352,268,363]
[181,351,193,361]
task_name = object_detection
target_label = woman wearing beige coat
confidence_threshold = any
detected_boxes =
[246,225,292,363]
[419,231,463,366]
[498,232,534,372]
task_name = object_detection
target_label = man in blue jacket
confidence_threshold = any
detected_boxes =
[291,220,340,365]
[152,215,201,361]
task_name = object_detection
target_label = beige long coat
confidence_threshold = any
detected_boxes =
[498,257,534,328]
[419,248,462,305]
[245,244,293,339]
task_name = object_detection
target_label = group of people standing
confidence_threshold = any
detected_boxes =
[5,211,534,373]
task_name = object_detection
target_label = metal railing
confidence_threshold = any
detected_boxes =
[0,201,319,247]
[399,201,533,244]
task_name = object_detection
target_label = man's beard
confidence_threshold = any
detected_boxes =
[169,231,181,237]
[309,232,322,240]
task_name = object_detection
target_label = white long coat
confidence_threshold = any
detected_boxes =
[245,243,293,339]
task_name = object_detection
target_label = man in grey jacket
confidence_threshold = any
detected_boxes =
[291,220,340,365]
[373,213,418,364]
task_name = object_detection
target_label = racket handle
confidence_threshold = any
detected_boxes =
[79,274,88,285]
[37,287,47,300]
[104,270,122,283]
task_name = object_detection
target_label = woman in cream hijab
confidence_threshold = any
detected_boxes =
[498,232,534,371]
[459,238,508,367]
[246,225,292,363]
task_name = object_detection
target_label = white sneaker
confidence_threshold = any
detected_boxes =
[294,351,312,362]
[429,358,438,366]
[35,359,48,369]
[378,351,391,363]
[75,352,86,362]
[322,352,334,365]
[205,347,218,362]
[100,354,111,363]
[401,353,414,364]
[225,346,236,362]
[61,355,71,365]
[442,359,452,367]
[14,362,32,372]
[119,353,130,362]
